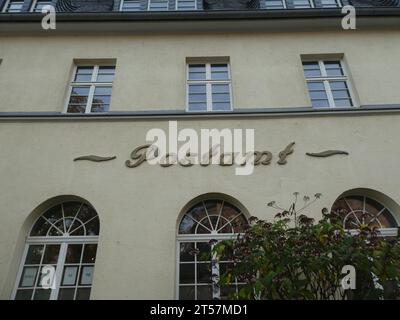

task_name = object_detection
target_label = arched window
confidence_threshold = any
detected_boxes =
[12,201,100,300]
[332,194,398,237]
[177,198,248,300]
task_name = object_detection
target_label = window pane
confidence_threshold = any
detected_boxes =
[82,244,98,263]
[334,99,353,107]
[96,67,115,82]
[189,94,206,103]
[74,67,93,82]
[121,0,141,11]
[33,1,53,12]
[25,245,44,265]
[304,69,322,78]
[188,65,206,80]
[20,267,38,287]
[211,64,229,80]
[76,288,91,300]
[177,0,196,10]
[310,90,328,100]
[85,218,100,236]
[212,93,230,102]
[58,288,75,300]
[33,289,51,300]
[307,82,325,91]
[179,286,195,300]
[303,62,319,70]
[197,263,212,284]
[62,266,78,286]
[325,61,344,76]
[321,0,339,7]
[188,102,207,112]
[79,266,94,285]
[65,244,83,263]
[212,84,230,93]
[326,68,344,77]
[179,264,195,284]
[196,242,211,261]
[189,85,206,94]
[30,217,52,237]
[180,242,195,262]
[213,102,231,111]
[90,104,109,113]
[265,0,285,9]
[330,81,348,90]
[92,95,111,105]
[149,0,169,10]
[293,0,311,8]
[15,289,33,300]
[5,1,24,12]
[197,285,213,300]
[332,90,350,99]
[43,245,60,264]
[67,105,86,113]
[312,99,330,108]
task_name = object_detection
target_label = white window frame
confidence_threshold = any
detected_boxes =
[175,0,197,10]
[186,62,233,112]
[64,64,115,114]
[11,201,100,300]
[148,0,169,11]
[11,236,99,300]
[303,59,357,108]
[176,200,248,300]
[119,0,142,11]
[29,0,53,12]
[2,0,24,12]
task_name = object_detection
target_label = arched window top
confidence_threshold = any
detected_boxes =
[178,199,248,235]
[30,201,99,237]
[332,195,398,230]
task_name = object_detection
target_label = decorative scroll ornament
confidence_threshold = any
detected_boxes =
[74,155,116,162]
[306,150,349,158]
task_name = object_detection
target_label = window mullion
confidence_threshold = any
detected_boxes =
[211,243,221,299]
[86,85,96,114]
[324,80,336,108]
[206,83,212,111]
[51,242,68,300]
[319,60,327,77]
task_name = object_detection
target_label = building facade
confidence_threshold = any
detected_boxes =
[0,0,400,300]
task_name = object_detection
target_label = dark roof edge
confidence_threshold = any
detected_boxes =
[1,105,400,121]
[1,8,400,23]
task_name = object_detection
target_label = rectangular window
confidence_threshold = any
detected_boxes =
[302,59,355,108]
[187,62,232,112]
[66,65,115,114]
[30,0,53,12]
[120,0,141,11]
[2,0,24,12]
[176,0,196,10]
[148,0,169,11]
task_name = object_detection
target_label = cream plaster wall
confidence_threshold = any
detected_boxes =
[0,29,400,112]
[0,114,400,299]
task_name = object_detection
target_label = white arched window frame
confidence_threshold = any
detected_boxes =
[332,195,398,237]
[12,201,99,300]
[176,199,248,300]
